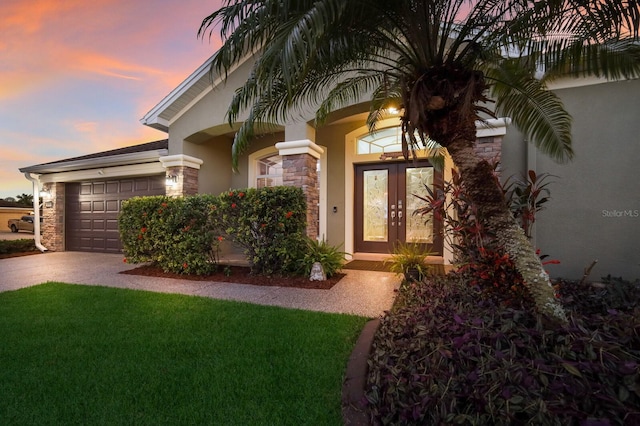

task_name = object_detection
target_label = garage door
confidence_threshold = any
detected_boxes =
[66,176,165,253]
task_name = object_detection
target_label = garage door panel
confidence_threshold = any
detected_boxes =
[150,179,165,191]
[120,180,133,192]
[80,219,92,231]
[93,201,105,212]
[80,184,92,195]
[106,182,119,193]
[66,175,165,253]
[134,179,150,191]
[93,183,105,194]
[106,200,119,212]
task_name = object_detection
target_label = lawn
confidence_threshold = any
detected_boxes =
[0,282,368,425]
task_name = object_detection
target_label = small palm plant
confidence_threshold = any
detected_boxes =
[386,242,434,282]
[299,237,347,278]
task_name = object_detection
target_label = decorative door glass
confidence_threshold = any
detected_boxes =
[363,169,388,242]
[405,167,433,243]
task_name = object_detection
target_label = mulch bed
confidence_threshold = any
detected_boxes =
[120,264,345,290]
[0,251,41,259]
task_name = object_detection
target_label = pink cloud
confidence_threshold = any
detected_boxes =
[0,0,225,198]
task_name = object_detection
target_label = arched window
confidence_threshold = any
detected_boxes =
[256,153,283,188]
[357,126,403,155]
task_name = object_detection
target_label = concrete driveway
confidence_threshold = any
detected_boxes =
[0,230,34,241]
[0,251,400,318]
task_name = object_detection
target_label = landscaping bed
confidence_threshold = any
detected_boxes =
[366,274,640,425]
[121,263,344,289]
[0,239,38,259]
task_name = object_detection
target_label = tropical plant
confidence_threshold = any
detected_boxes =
[504,169,554,239]
[297,237,347,278]
[15,193,33,207]
[385,241,434,282]
[199,0,640,323]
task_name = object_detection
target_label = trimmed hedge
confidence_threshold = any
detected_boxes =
[214,187,307,275]
[119,187,310,276]
[119,195,221,275]
[0,239,37,255]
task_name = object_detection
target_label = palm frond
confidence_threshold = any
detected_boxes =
[486,60,573,163]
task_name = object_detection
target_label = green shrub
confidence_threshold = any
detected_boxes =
[297,238,346,278]
[0,239,37,255]
[367,275,640,425]
[120,187,309,277]
[214,187,307,275]
[385,241,434,282]
[119,195,221,275]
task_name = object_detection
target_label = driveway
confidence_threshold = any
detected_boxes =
[0,252,400,318]
[0,230,34,241]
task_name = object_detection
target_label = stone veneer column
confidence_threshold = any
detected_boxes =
[473,117,511,168]
[275,140,324,240]
[41,182,65,251]
[474,136,504,163]
[159,155,204,197]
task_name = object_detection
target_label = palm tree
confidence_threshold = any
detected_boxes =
[16,193,33,207]
[199,0,640,324]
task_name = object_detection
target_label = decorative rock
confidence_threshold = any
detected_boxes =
[309,262,327,281]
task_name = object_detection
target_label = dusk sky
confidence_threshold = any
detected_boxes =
[0,0,224,199]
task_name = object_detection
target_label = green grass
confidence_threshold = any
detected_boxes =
[0,283,368,425]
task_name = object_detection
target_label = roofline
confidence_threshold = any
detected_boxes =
[140,54,216,132]
[140,52,255,131]
[19,148,168,174]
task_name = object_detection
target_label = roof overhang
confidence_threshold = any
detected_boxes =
[20,148,168,175]
[140,53,255,132]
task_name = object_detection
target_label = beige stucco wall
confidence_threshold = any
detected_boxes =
[501,79,640,280]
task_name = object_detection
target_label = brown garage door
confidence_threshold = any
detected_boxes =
[66,176,165,253]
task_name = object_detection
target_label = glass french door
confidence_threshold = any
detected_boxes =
[354,162,442,254]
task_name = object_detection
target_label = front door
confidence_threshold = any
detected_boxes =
[354,162,442,254]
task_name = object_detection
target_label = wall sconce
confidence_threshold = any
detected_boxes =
[165,175,178,187]
[39,189,51,198]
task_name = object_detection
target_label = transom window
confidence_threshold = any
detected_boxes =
[256,153,283,188]
[357,126,403,154]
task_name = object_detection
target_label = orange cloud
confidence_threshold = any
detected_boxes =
[0,0,224,198]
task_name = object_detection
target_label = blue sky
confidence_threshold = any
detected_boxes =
[0,0,223,199]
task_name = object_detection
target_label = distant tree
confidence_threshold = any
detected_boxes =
[16,193,33,207]
[4,197,16,203]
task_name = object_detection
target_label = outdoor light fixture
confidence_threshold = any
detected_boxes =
[39,189,51,198]
[165,175,178,186]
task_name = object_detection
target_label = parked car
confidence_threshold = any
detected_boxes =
[7,215,40,233]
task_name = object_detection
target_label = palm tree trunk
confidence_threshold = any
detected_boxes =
[446,136,568,325]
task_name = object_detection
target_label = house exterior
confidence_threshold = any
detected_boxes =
[20,53,640,280]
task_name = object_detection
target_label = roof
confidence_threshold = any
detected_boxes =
[140,55,216,132]
[20,140,169,174]
[140,53,254,133]
[0,200,30,208]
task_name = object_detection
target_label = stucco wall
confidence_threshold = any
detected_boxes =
[316,121,365,247]
[501,79,640,280]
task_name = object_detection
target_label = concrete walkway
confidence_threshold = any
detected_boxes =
[0,252,400,318]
